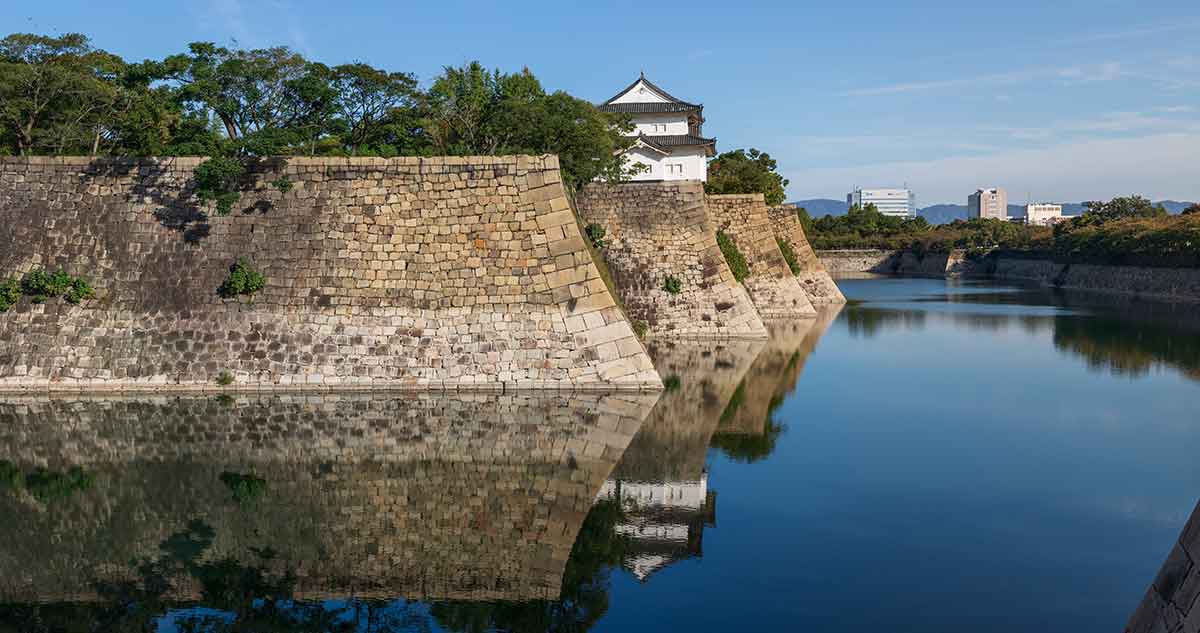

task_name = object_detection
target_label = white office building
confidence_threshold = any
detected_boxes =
[848,188,917,218]
[1026,203,1064,226]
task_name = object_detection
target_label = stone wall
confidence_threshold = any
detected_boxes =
[766,204,846,304]
[1126,498,1200,632]
[706,194,816,317]
[575,182,766,339]
[0,156,660,391]
[815,249,903,274]
[0,391,655,603]
[993,257,1200,303]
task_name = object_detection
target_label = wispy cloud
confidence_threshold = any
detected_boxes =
[834,62,1132,97]
[1064,19,1200,43]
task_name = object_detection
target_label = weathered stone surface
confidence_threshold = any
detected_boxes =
[1126,498,1200,632]
[0,156,661,391]
[706,194,816,317]
[576,182,767,339]
[766,204,846,304]
[0,391,656,602]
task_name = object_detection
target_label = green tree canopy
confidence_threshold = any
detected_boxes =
[703,148,789,205]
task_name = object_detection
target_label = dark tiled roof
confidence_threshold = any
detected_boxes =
[637,134,717,150]
[601,73,702,108]
[598,102,701,114]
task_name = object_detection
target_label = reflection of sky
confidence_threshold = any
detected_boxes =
[599,277,1200,633]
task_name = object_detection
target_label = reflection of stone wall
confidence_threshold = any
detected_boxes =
[1126,498,1200,632]
[614,339,766,483]
[0,392,655,603]
[0,156,658,391]
[707,194,816,318]
[766,205,846,305]
[715,318,816,435]
[575,183,767,340]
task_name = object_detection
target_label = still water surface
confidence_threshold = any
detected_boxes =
[1,276,1198,632]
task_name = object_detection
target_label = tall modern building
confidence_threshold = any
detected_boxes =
[848,188,916,218]
[968,188,1008,220]
[1026,203,1064,226]
[597,73,717,182]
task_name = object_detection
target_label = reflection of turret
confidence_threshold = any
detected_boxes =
[0,392,656,605]
[593,338,762,582]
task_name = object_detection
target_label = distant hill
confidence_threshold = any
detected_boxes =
[790,199,1193,224]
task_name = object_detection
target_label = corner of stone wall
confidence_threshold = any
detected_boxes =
[524,159,662,390]
[766,204,846,305]
[575,181,768,340]
[705,194,816,318]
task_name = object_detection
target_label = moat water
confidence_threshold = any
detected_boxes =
[2,276,1198,632]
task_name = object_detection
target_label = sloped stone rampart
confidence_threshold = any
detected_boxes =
[766,204,846,304]
[0,155,660,391]
[0,391,656,603]
[706,194,816,317]
[576,182,767,339]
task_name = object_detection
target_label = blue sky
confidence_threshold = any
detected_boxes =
[6,0,1199,204]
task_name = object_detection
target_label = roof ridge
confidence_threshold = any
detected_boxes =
[601,74,701,107]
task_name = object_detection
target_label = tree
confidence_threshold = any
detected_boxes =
[1182,203,1200,216]
[329,62,423,156]
[704,148,789,205]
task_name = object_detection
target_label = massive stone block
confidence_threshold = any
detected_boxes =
[0,391,656,603]
[576,182,767,339]
[1126,497,1200,633]
[767,204,847,304]
[706,194,816,317]
[0,156,660,391]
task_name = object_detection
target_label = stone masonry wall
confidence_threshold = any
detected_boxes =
[706,194,816,317]
[576,182,767,339]
[0,156,659,391]
[766,204,846,304]
[1126,498,1200,632]
[0,391,655,603]
[815,249,903,274]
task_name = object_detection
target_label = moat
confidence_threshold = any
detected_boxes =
[2,276,1198,632]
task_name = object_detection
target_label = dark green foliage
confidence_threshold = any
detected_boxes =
[776,236,800,275]
[1184,203,1200,216]
[218,258,266,297]
[795,205,814,235]
[662,275,682,295]
[718,380,746,425]
[631,319,648,339]
[717,230,750,282]
[215,370,234,386]
[663,374,681,392]
[193,156,245,215]
[710,394,787,464]
[269,175,293,193]
[584,223,607,249]
[704,148,789,205]
[0,277,19,312]
[23,466,94,503]
[18,268,93,305]
[219,471,267,506]
[0,460,21,489]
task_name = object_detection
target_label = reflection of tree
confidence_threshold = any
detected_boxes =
[430,498,630,633]
[709,389,786,463]
[1053,315,1200,381]
[843,306,927,338]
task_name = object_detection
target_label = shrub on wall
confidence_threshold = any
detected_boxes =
[662,275,682,295]
[17,269,94,305]
[218,259,266,298]
[776,237,801,275]
[717,231,750,282]
[194,157,246,216]
[0,278,19,312]
[584,223,607,249]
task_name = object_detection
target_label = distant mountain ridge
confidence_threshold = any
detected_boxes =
[792,198,1195,225]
